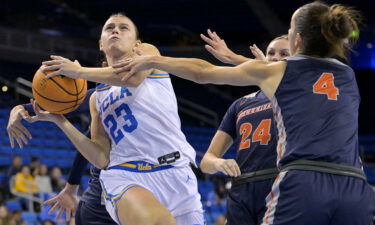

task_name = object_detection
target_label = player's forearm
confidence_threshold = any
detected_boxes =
[149,56,216,84]
[200,152,225,174]
[78,67,143,87]
[54,117,110,169]
[64,183,79,194]
[229,54,251,66]
[67,151,89,185]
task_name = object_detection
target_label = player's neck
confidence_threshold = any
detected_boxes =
[106,51,135,66]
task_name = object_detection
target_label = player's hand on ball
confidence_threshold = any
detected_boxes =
[28,99,63,123]
[42,55,82,79]
[214,159,241,177]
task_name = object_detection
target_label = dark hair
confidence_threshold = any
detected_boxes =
[294,1,361,60]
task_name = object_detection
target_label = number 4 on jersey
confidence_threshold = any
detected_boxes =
[313,72,339,100]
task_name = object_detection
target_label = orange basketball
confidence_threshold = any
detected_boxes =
[32,69,87,114]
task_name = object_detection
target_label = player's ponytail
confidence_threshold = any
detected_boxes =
[320,4,361,59]
[294,1,361,60]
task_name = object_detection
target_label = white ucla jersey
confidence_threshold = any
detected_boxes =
[95,73,196,168]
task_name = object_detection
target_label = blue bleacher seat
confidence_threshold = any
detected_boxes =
[11,148,31,157]
[40,158,56,167]
[6,201,22,212]
[0,155,11,166]
[21,212,38,225]
[29,138,45,147]
[57,149,72,158]
[0,172,5,184]
[29,148,43,157]
[56,159,72,168]
[43,149,57,157]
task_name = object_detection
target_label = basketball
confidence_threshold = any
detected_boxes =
[32,69,87,114]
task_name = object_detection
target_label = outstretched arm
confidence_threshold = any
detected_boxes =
[28,94,110,169]
[114,55,286,98]
[42,43,162,87]
[201,29,266,65]
[200,29,250,65]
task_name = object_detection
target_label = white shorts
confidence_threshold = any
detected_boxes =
[99,162,204,225]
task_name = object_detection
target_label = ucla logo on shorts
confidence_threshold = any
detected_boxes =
[138,162,153,171]
[108,161,173,173]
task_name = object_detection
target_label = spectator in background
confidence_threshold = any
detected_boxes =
[11,210,26,225]
[3,156,23,198]
[35,164,53,194]
[216,214,226,225]
[50,167,66,193]
[0,204,12,225]
[14,165,38,194]
[207,178,227,209]
[42,219,56,225]
[30,157,40,177]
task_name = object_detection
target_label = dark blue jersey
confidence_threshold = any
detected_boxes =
[80,167,102,204]
[273,55,361,167]
[219,91,277,173]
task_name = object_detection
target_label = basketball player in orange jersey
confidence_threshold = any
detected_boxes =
[21,13,204,225]
[112,2,375,224]
[199,32,290,225]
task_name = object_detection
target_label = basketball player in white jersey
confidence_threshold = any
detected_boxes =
[27,13,204,225]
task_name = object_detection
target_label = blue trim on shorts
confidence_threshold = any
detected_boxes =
[99,179,139,224]
[108,161,173,173]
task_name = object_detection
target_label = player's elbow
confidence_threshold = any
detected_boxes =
[95,157,109,170]
[193,64,216,84]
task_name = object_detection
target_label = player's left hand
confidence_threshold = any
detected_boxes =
[27,99,64,124]
[42,56,82,79]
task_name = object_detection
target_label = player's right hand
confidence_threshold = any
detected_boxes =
[200,29,238,65]
[214,158,241,177]
[249,44,267,61]
[44,183,79,221]
[7,105,32,148]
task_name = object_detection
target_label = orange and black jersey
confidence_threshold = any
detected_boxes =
[219,91,277,173]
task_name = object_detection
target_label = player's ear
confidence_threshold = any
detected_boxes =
[295,33,303,52]
[99,40,103,51]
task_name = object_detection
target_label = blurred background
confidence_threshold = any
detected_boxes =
[0,0,374,224]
